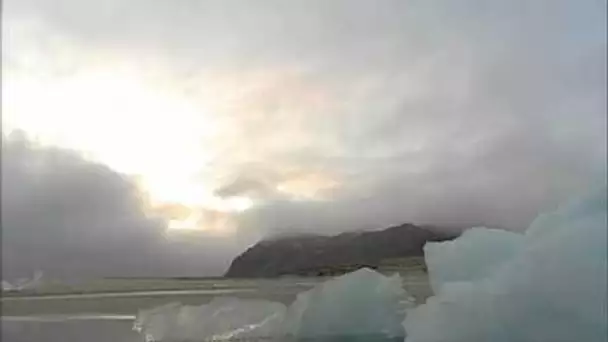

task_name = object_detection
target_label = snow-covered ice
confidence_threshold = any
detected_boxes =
[404,188,607,342]
[424,227,524,294]
[283,268,409,338]
[134,298,287,341]
[2,271,44,292]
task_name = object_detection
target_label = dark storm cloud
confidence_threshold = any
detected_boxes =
[1,133,242,278]
[2,0,606,276]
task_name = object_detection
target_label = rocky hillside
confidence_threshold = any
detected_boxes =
[224,223,457,278]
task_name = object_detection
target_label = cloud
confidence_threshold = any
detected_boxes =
[1,133,242,278]
[2,0,606,276]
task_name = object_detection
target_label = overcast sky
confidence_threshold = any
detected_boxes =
[2,0,606,277]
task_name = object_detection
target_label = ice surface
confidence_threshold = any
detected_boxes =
[2,281,14,291]
[135,268,410,341]
[284,268,409,338]
[134,298,287,341]
[404,187,608,342]
[2,270,44,292]
[424,227,524,293]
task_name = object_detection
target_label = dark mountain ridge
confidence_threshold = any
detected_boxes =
[225,223,458,278]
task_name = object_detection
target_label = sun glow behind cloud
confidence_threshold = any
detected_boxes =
[2,18,353,236]
[2,58,347,235]
[2,65,258,234]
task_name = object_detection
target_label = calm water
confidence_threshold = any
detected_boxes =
[1,275,430,342]
[2,319,139,342]
[2,319,403,342]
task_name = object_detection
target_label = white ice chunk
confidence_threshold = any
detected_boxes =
[134,298,287,341]
[424,227,524,293]
[404,187,608,342]
[284,268,409,338]
[1,270,44,292]
[2,280,15,291]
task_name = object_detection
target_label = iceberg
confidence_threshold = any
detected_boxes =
[424,227,524,294]
[1,270,44,292]
[134,298,287,341]
[135,268,410,341]
[2,280,15,291]
[284,268,410,339]
[404,188,607,342]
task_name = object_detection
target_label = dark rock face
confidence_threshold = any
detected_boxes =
[224,224,457,278]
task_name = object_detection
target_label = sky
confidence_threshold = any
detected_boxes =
[2,0,606,278]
